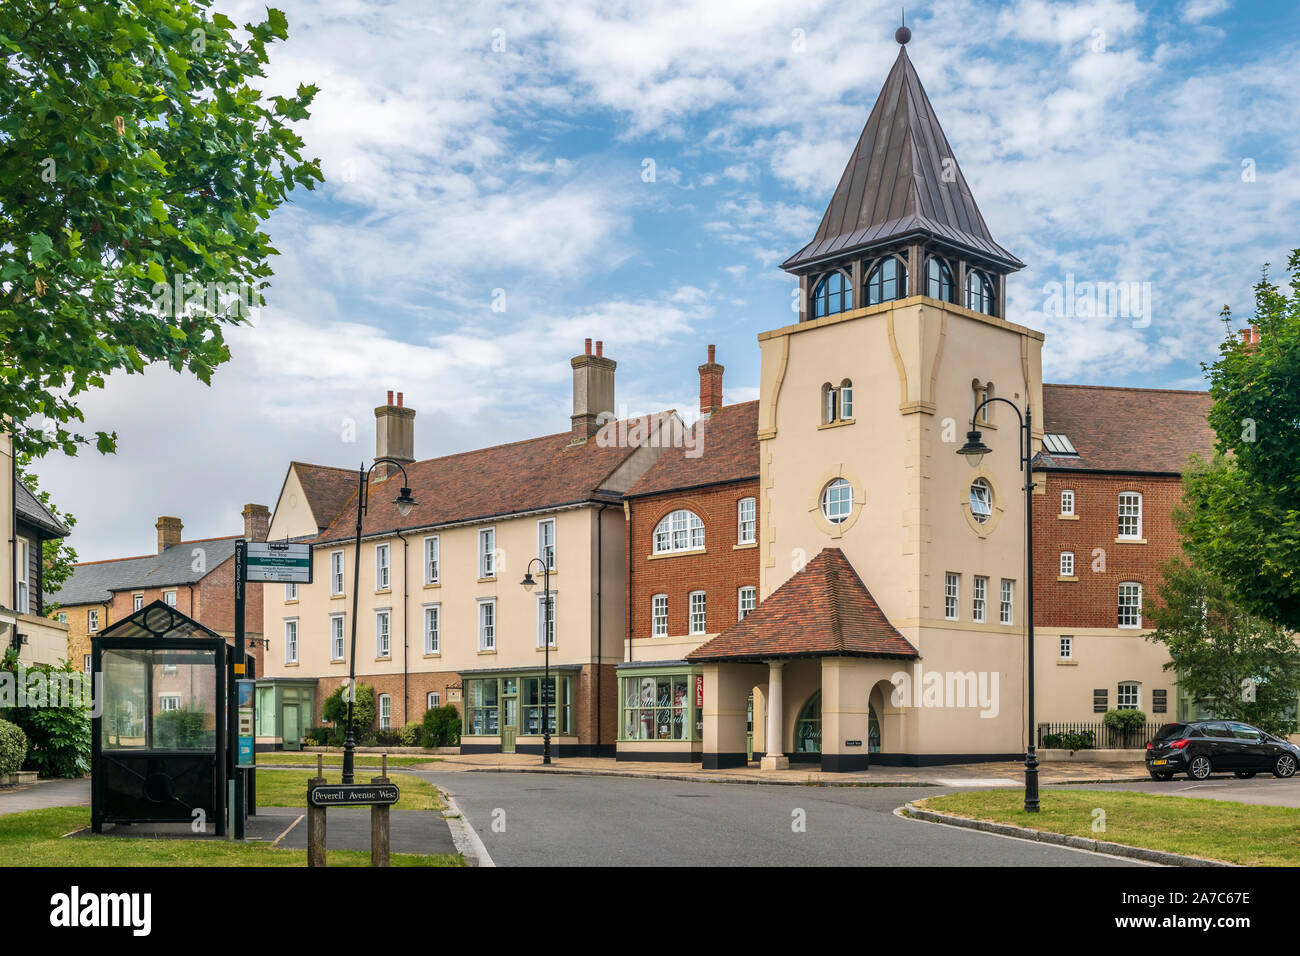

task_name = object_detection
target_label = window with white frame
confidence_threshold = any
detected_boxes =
[820,478,853,524]
[479,528,496,578]
[284,582,297,602]
[969,478,993,524]
[972,576,988,623]
[478,599,496,651]
[1117,681,1140,710]
[379,694,391,730]
[737,497,756,545]
[944,573,959,621]
[653,510,705,554]
[537,594,556,648]
[375,543,390,590]
[538,518,556,570]
[427,691,440,709]
[738,586,757,620]
[424,535,440,585]
[1000,579,1014,625]
[375,610,391,657]
[1118,492,1142,539]
[1060,551,1075,577]
[1060,489,1075,516]
[1118,582,1142,628]
[133,593,144,611]
[838,380,854,420]
[424,604,440,655]
[651,594,668,636]
[284,619,299,664]
[15,538,28,613]
[1060,636,1073,660]
[87,609,99,633]
[330,550,345,595]
[159,694,181,712]
[330,613,345,661]
[82,653,90,672]
[689,591,707,635]
[163,589,177,607]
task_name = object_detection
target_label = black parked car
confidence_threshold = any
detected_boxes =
[1146,720,1300,781]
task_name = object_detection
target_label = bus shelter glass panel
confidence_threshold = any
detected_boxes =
[101,647,218,752]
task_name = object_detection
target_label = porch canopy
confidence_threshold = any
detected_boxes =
[688,548,918,772]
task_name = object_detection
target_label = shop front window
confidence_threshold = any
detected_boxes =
[522,676,572,736]
[794,692,821,754]
[620,673,699,741]
[868,704,881,754]
[465,678,499,736]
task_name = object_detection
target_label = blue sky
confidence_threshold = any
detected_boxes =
[38,0,1300,560]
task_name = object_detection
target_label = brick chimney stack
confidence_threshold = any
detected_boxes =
[1240,326,1261,350]
[156,516,183,554]
[571,339,616,443]
[698,344,724,418]
[242,504,270,543]
[375,390,416,467]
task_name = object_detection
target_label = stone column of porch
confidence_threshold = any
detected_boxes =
[760,660,789,770]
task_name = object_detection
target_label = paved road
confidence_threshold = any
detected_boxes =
[427,771,1143,867]
[1065,774,1300,808]
[0,778,89,815]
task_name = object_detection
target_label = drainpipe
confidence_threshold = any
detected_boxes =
[397,530,410,724]
[624,500,632,663]
[596,503,607,756]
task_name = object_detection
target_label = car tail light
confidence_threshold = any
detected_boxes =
[1170,739,1190,750]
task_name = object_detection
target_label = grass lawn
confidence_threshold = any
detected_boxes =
[255,753,441,768]
[0,806,462,867]
[917,789,1300,866]
[255,769,445,812]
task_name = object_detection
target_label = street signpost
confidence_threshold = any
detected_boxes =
[308,783,400,808]
[244,541,313,583]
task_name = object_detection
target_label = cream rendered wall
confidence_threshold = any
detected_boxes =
[758,294,1046,756]
[1037,627,1177,724]
[266,467,329,541]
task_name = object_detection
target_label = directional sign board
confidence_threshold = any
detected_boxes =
[245,541,313,584]
[308,784,400,808]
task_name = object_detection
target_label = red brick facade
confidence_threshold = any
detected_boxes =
[627,481,760,644]
[1033,471,1185,629]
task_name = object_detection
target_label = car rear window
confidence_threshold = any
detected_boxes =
[1153,723,1186,741]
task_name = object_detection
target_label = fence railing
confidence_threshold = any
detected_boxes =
[1037,720,1170,750]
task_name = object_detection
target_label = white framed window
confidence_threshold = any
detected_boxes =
[375,610,391,658]
[689,591,707,635]
[330,613,345,662]
[824,384,838,424]
[15,538,28,614]
[651,594,668,636]
[969,478,993,524]
[284,619,299,664]
[737,497,756,545]
[838,380,854,419]
[944,573,959,621]
[1118,492,1142,539]
[738,586,757,620]
[424,604,440,655]
[87,609,99,633]
[972,576,987,623]
[479,527,496,578]
[330,550,345,595]
[1117,681,1140,710]
[427,691,440,709]
[538,518,556,570]
[1060,489,1075,516]
[478,599,496,651]
[820,478,853,524]
[375,543,390,590]
[423,535,440,585]
[1060,551,1075,577]
[379,694,391,730]
[537,594,556,648]
[1000,579,1014,625]
[82,653,90,672]
[284,583,297,602]
[133,593,145,612]
[163,589,177,607]
[1060,636,1073,660]
[158,694,181,712]
[653,509,705,554]
[1118,582,1142,628]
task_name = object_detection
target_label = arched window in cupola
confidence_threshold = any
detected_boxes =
[811,270,852,319]
[965,269,995,315]
[864,256,907,306]
[925,256,955,303]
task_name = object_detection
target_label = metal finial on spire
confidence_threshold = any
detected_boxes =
[896,7,911,45]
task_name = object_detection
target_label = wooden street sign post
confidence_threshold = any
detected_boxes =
[306,752,399,866]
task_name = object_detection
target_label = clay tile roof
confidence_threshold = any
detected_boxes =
[687,548,918,662]
[628,401,759,498]
[1038,384,1215,475]
[291,462,361,532]
[314,414,672,545]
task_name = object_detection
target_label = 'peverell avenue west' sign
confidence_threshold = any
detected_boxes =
[308,784,400,807]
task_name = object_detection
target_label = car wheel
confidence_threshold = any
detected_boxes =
[1188,755,1212,780]
[1274,754,1297,779]
[1233,771,1256,779]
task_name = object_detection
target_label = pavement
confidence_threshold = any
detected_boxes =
[0,777,89,815]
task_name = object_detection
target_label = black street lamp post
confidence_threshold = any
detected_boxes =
[520,558,553,765]
[342,458,416,786]
[956,399,1039,813]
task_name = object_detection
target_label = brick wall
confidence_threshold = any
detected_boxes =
[62,603,109,671]
[1033,471,1185,628]
[314,670,461,730]
[627,481,761,643]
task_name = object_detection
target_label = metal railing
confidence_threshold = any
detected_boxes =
[1037,720,1169,750]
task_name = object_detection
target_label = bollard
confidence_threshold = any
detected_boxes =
[371,756,391,868]
[307,753,326,867]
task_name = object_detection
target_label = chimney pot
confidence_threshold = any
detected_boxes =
[386,389,394,406]
[397,391,404,407]
[698,345,724,418]
[595,340,603,357]
[584,337,592,355]
[708,344,716,363]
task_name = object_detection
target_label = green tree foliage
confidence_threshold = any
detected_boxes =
[0,1,321,459]
[421,704,460,748]
[0,717,28,775]
[0,653,91,777]
[321,683,375,735]
[1185,250,1300,630]
[15,454,77,607]
[1145,559,1300,737]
